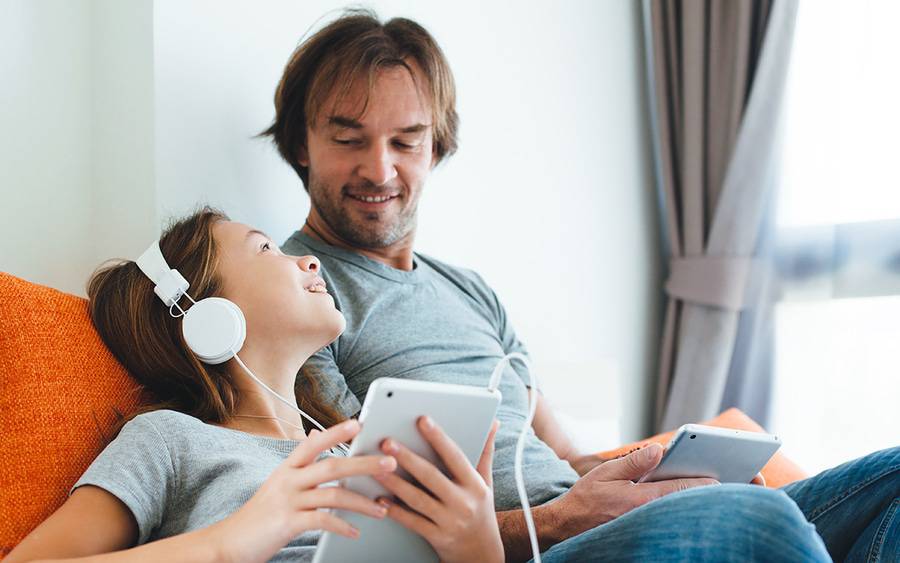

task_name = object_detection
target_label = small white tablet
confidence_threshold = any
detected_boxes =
[638,424,781,484]
[312,377,502,563]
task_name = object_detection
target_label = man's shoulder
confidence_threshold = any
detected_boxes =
[416,252,481,284]
[416,252,500,304]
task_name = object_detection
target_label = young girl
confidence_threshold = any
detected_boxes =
[8,208,504,563]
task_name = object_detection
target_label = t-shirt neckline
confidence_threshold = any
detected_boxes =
[285,231,427,285]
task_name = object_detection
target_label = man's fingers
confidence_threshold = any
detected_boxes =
[751,472,766,486]
[475,420,500,488]
[294,455,397,490]
[296,486,389,520]
[595,443,664,481]
[643,477,719,500]
[287,419,360,467]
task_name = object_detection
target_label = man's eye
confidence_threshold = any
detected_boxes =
[394,141,414,149]
[261,242,271,252]
[334,138,360,145]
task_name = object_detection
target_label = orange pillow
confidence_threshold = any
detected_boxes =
[597,407,808,488]
[0,273,147,558]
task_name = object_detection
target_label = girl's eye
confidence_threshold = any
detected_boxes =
[334,139,360,145]
[261,242,271,252]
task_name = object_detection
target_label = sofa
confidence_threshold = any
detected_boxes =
[0,272,808,557]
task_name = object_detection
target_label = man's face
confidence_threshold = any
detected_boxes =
[300,64,436,249]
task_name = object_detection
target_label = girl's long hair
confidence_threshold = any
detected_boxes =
[87,207,344,435]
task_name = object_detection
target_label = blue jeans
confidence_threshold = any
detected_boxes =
[533,446,900,562]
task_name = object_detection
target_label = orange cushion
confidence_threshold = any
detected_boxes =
[597,407,808,488]
[0,273,147,558]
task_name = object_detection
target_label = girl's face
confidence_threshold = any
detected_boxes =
[212,220,345,354]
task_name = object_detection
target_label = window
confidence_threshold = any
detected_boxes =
[770,0,900,473]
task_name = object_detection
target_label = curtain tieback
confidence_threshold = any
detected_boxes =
[665,256,760,311]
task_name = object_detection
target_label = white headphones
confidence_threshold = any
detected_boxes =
[135,239,348,452]
[136,241,246,364]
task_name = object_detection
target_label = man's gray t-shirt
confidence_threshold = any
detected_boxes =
[283,231,578,510]
[71,409,333,562]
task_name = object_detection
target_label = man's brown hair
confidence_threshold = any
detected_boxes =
[260,9,459,189]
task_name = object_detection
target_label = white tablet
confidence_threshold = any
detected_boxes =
[312,377,502,563]
[638,424,781,484]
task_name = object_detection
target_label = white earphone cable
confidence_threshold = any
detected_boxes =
[488,352,542,563]
[232,352,351,455]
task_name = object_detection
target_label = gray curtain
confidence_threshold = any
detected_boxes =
[642,0,799,431]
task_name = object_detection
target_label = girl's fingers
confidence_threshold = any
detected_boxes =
[294,510,360,540]
[380,438,456,503]
[372,472,447,526]
[296,486,388,520]
[376,497,440,544]
[294,455,396,489]
[475,420,500,488]
[415,416,482,488]
[287,419,361,467]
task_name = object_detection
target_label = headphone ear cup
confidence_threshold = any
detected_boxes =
[182,297,246,365]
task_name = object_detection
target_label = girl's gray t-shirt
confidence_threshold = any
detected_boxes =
[71,409,333,562]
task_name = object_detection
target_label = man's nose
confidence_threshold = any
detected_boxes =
[357,142,398,187]
[297,255,320,272]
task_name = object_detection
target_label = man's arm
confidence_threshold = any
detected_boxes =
[496,503,567,563]
[529,389,605,476]
[494,443,720,562]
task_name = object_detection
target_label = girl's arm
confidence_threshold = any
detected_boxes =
[5,485,223,562]
[7,420,395,563]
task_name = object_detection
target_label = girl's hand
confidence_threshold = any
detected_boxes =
[374,417,504,563]
[213,419,397,563]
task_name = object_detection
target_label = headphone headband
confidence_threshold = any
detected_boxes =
[136,241,190,307]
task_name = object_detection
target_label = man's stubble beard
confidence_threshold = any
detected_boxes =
[307,174,419,250]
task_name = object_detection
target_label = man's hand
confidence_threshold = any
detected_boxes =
[541,443,719,542]
[567,453,605,477]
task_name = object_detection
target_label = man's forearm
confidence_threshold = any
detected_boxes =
[529,390,580,464]
[497,502,566,563]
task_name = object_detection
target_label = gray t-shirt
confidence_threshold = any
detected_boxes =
[283,231,579,511]
[71,409,334,562]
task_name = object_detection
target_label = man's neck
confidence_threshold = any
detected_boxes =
[302,215,416,271]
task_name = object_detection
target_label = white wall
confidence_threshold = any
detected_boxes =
[1,0,94,295]
[2,0,661,441]
[90,0,157,267]
[0,0,156,294]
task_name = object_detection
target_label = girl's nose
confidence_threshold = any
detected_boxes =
[297,255,320,272]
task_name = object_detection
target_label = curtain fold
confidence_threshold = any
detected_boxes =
[642,0,799,431]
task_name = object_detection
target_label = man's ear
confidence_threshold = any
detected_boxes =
[298,144,310,167]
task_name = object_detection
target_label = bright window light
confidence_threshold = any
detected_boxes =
[771,0,900,474]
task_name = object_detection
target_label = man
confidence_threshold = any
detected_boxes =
[264,10,899,562]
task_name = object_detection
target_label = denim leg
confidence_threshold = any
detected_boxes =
[781,446,900,562]
[535,484,830,563]
[844,499,899,563]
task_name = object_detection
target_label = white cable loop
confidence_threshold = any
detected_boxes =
[489,352,542,563]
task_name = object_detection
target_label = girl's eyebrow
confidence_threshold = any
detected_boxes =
[244,229,271,241]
